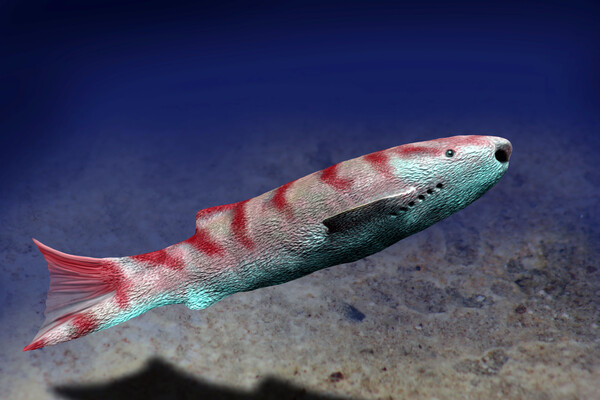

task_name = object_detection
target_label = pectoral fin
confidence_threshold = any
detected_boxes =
[323,188,416,233]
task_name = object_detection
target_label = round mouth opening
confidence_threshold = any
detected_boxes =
[495,149,509,163]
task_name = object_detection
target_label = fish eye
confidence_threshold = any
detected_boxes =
[445,149,455,157]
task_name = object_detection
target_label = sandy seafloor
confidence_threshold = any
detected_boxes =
[1,116,599,400]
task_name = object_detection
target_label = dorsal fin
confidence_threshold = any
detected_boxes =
[195,202,238,230]
[323,187,416,233]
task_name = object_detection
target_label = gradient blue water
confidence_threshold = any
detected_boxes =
[1,1,599,398]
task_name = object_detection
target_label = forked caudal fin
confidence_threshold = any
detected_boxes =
[24,239,129,351]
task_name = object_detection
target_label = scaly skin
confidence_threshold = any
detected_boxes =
[24,135,511,351]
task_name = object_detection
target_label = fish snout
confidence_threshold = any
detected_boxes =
[488,136,512,164]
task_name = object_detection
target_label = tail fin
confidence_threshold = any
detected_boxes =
[24,239,123,351]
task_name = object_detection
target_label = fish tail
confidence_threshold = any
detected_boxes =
[24,239,135,351]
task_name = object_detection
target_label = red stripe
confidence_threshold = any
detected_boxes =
[71,313,99,339]
[363,151,393,177]
[131,249,185,272]
[394,145,439,157]
[185,229,225,256]
[320,163,352,191]
[272,180,295,211]
[231,200,254,249]
[102,260,134,309]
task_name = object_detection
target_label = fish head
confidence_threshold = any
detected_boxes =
[389,135,512,230]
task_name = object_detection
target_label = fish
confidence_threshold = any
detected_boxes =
[24,135,512,351]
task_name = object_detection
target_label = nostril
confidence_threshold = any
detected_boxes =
[495,149,509,163]
[493,139,512,163]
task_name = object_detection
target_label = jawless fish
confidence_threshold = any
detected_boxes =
[24,135,511,351]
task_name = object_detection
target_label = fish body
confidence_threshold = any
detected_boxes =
[24,135,511,351]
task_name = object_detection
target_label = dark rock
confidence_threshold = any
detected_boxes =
[343,304,365,322]
[515,304,527,314]
[328,372,344,382]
